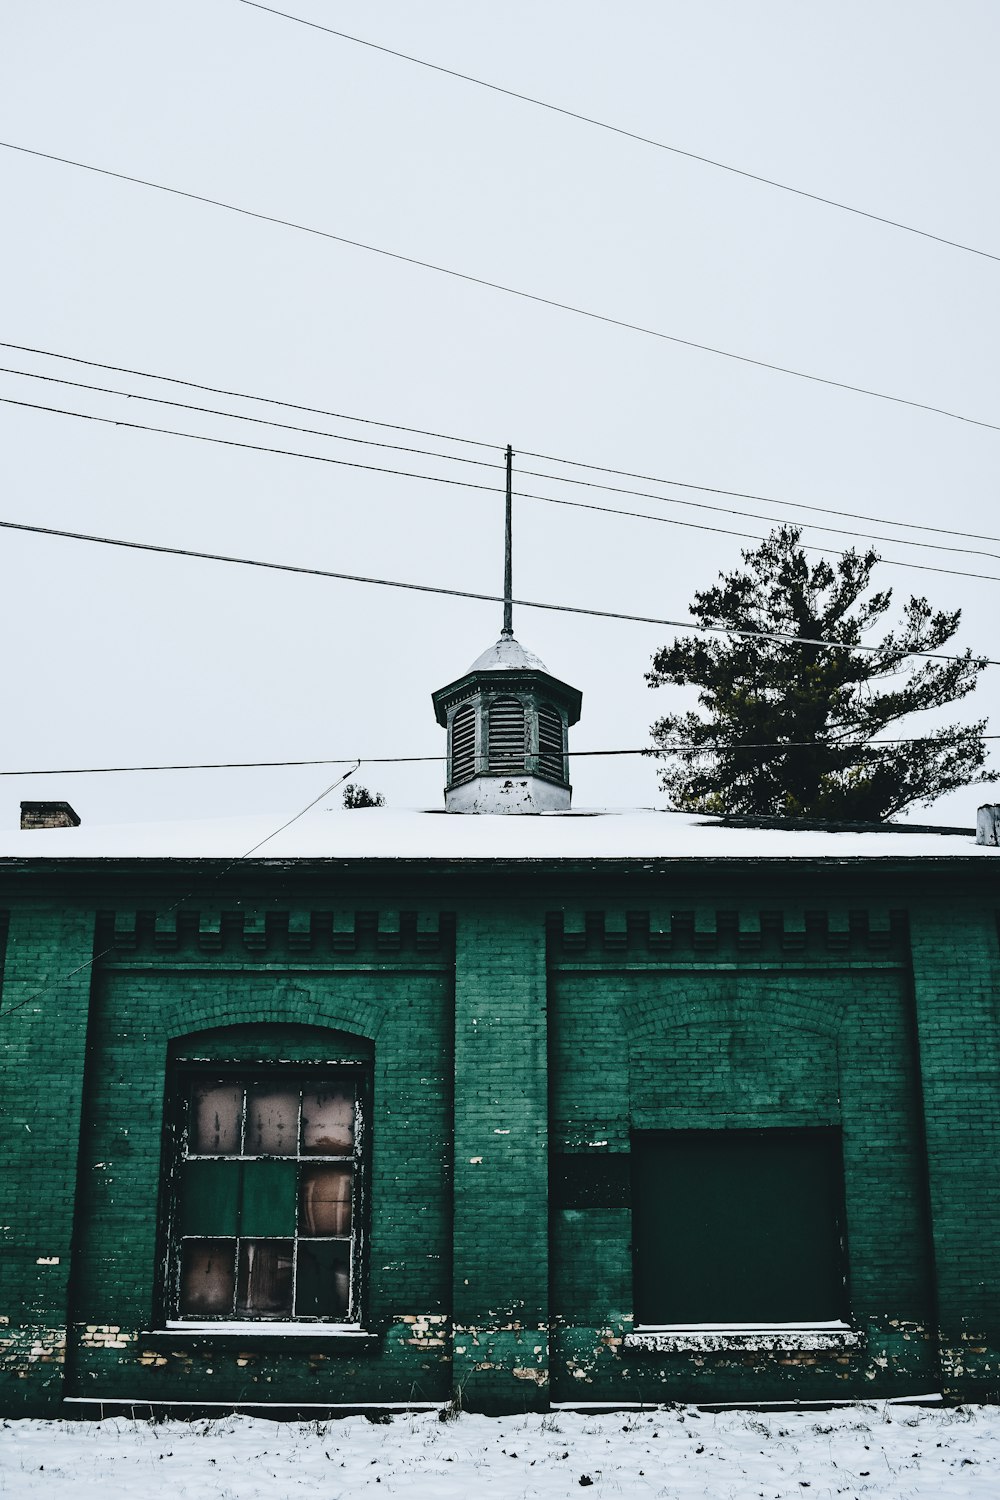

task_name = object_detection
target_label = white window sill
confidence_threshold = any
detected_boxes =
[157,1322,373,1339]
[624,1322,863,1353]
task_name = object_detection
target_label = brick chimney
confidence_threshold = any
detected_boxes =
[976,804,1000,846]
[20,801,81,830]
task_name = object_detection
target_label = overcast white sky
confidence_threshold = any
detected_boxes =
[1,1,998,830]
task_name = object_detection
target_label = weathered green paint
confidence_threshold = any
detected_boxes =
[1,860,999,1413]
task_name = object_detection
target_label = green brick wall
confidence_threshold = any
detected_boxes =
[910,900,1000,1400]
[548,897,938,1402]
[0,859,999,1413]
[1,885,457,1414]
[0,901,95,1415]
[452,903,549,1412]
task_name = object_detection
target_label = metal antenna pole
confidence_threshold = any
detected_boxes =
[502,443,514,637]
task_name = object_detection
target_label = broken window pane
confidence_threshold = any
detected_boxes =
[178,1239,236,1315]
[245,1085,299,1156]
[295,1240,350,1319]
[299,1165,353,1236]
[301,1087,355,1156]
[236,1239,294,1316]
[190,1082,243,1155]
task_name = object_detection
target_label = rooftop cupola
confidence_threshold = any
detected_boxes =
[431,446,582,813]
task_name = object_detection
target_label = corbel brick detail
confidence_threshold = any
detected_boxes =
[547,907,907,960]
[94,908,456,959]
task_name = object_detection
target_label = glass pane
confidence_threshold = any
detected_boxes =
[301,1086,355,1156]
[179,1239,236,1315]
[179,1160,240,1236]
[295,1240,350,1319]
[245,1085,299,1156]
[236,1239,294,1316]
[190,1081,243,1155]
[240,1159,298,1236]
[299,1164,353,1236]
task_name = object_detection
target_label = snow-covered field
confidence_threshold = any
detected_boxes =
[2,1404,997,1499]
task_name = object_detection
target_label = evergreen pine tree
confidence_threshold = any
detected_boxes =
[646,526,989,820]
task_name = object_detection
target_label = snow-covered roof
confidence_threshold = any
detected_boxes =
[0,805,989,862]
[466,636,550,673]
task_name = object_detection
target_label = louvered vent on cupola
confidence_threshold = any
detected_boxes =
[537,702,565,781]
[487,698,527,772]
[450,703,476,784]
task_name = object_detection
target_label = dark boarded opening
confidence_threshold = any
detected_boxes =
[631,1127,846,1326]
[552,1153,631,1210]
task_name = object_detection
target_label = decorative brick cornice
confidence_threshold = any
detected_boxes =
[547,907,908,959]
[94,908,455,960]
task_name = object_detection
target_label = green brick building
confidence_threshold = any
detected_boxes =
[1,629,999,1416]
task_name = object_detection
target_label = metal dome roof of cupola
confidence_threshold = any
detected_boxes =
[466,635,550,674]
[431,446,582,813]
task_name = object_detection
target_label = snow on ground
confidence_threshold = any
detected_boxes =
[2,1404,998,1499]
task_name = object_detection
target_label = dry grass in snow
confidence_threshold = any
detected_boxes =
[2,1403,998,1499]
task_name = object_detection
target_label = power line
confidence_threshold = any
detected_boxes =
[3,365,999,566]
[0,392,505,493]
[518,446,1000,548]
[0,365,507,474]
[238,0,1000,268]
[0,512,995,667]
[0,340,500,452]
[516,470,1000,566]
[3,736,998,778]
[5,392,1000,584]
[7,339,999,548]
[3,140,999,435]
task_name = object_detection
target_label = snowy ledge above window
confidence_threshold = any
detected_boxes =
[623,1322,863,1354]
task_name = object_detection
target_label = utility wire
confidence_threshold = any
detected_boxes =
[238,0,1000,268]
[3,141,999,435]
[3,365,998,565]
[0,392,502,492]
[0,363,506,471]
[516,464,1000,558]
[4,392,1000,584]
[518,445,1000,547]
[3,737,998,778]
[0,365,506,472]
[0,340,499,452]
[0,760,360,1021]
[0,512,995,667]
[525,486,1000,575]
[7,339,999,547]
